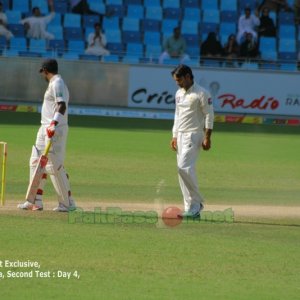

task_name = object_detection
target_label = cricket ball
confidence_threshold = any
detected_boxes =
[162,206,183,227]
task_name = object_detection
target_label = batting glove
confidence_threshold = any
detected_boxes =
[46,121,58,138]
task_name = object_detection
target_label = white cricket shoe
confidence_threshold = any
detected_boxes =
[53,198,76,212]
[17,200,43,211]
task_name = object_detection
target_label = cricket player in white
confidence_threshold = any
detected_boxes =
[18,59,76,212]
[170,65,214,218]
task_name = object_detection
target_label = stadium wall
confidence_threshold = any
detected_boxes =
[0,57,299,117]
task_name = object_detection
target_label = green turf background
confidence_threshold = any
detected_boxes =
[0,111,300,300]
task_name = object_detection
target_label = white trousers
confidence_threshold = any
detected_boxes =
[177,131,204,213]
[30,125,73,206]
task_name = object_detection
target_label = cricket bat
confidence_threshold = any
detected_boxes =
[25,140,52,203]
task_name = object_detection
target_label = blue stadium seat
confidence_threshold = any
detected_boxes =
[51,13,62,26]
[106,0,122,4]
[200,23,219,35]
[124,0,143,4]
[126,5,144,18]
[279,39,296,53]
[186,46,200,58]
[164,7,181,20]
[122,55,140,64]
[49,39,65,53]
[239,0,257,10]
[181,21,199,35]
[126,43,143,55]
[145,6,163,20]
[19,51,42,57]
[278,52,297,61]
[84,27,94,40]
[9,37,27,51]
[163,57,181,65]
[183,8,201,21]
[88,2,105,14]
[259,37,276,52]
[145,44,162,59]
[186,59,200,67]
[60,53,79,60]
[54,1,68,14]
[279,25,296,39]
[202,9,220,24]
[221,10,238,22]
[29,39,47,53]
[102,17,120,30]
[83,15,100,28]
[106,42,124,55]
[122,18,140,31]
[102,54,120,62]
[220,0,238,11]
[144,31,161,45]
[142,19,161,32]
[219,22,236,37]
[64,14,81,28]
[64,27,83,41]
[47,25,63,40]
[161,19,178,35]
[0,36,7,49]
[162,0,180,8]
[68,40,85,53]
[183,34,199,47]
[260,50,277,61]
[6,10,22,24]
[201,0,218,10]
[144,0,161,6]
[240,62,259,70]
[182,0,199,7]
[122,31,142,43]
[7,24,25,37]
[105,30,122,43]
[1,0,9,10]
[278,12,295,24]
[12,0,29,13]
[279,63,298,71]
[107,4,125,17]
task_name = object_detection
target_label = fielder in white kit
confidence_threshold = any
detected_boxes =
[170,65,214,218]
[18,59,76,212]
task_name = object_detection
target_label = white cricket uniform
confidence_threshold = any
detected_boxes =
[20,12,55,40]
[172,82,214,213]
[0,12,13,39]
[30,74,73,207]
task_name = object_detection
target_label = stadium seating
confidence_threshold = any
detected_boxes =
[1,0,298,71]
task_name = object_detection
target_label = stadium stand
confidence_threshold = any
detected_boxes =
[0,0,298,71]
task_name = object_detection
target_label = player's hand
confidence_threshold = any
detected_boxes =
[202,137,211,151]
[46,121,57,138]
[170,138,177,151]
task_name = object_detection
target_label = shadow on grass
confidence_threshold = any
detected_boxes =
[1,111,299,134]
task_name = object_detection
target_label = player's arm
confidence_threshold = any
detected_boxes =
[201,92,214,151]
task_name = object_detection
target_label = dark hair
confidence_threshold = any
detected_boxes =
[171,64,194,80]
[32,6,39,13]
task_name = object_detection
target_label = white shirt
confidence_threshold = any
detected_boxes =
[41,74,69,126]
[0,12,8,25]
[172,83,214,138]
[20,12,55,39]
[238,14,260,34]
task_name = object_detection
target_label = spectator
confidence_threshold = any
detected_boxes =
[0,1,13,40]
[223,34,240,67]
[20,1,55,40]
[200,32,224,58]
[237,7,260,44]
[85,22,110,56]
[258,7,276,37]
[240,32,259,59]
[258,0,292,12]
[159,27,190,64]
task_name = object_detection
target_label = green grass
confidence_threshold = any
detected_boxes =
[0,111,300,299]
[0,111,299,205]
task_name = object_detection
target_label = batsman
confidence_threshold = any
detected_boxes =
[18,59,76,212]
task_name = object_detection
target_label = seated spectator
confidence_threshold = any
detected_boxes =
[159,27,190,64]
[200,32,224,58]
[258,0,292,12]
[240,32,259,59]
[223,34,240,67]
[0,1,13,40]
[85,22,110,56]
[258,7,276,37]
[237,7,260,44]
[20,1,55,40]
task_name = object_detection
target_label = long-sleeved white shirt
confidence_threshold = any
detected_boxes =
[172,83,214,138]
